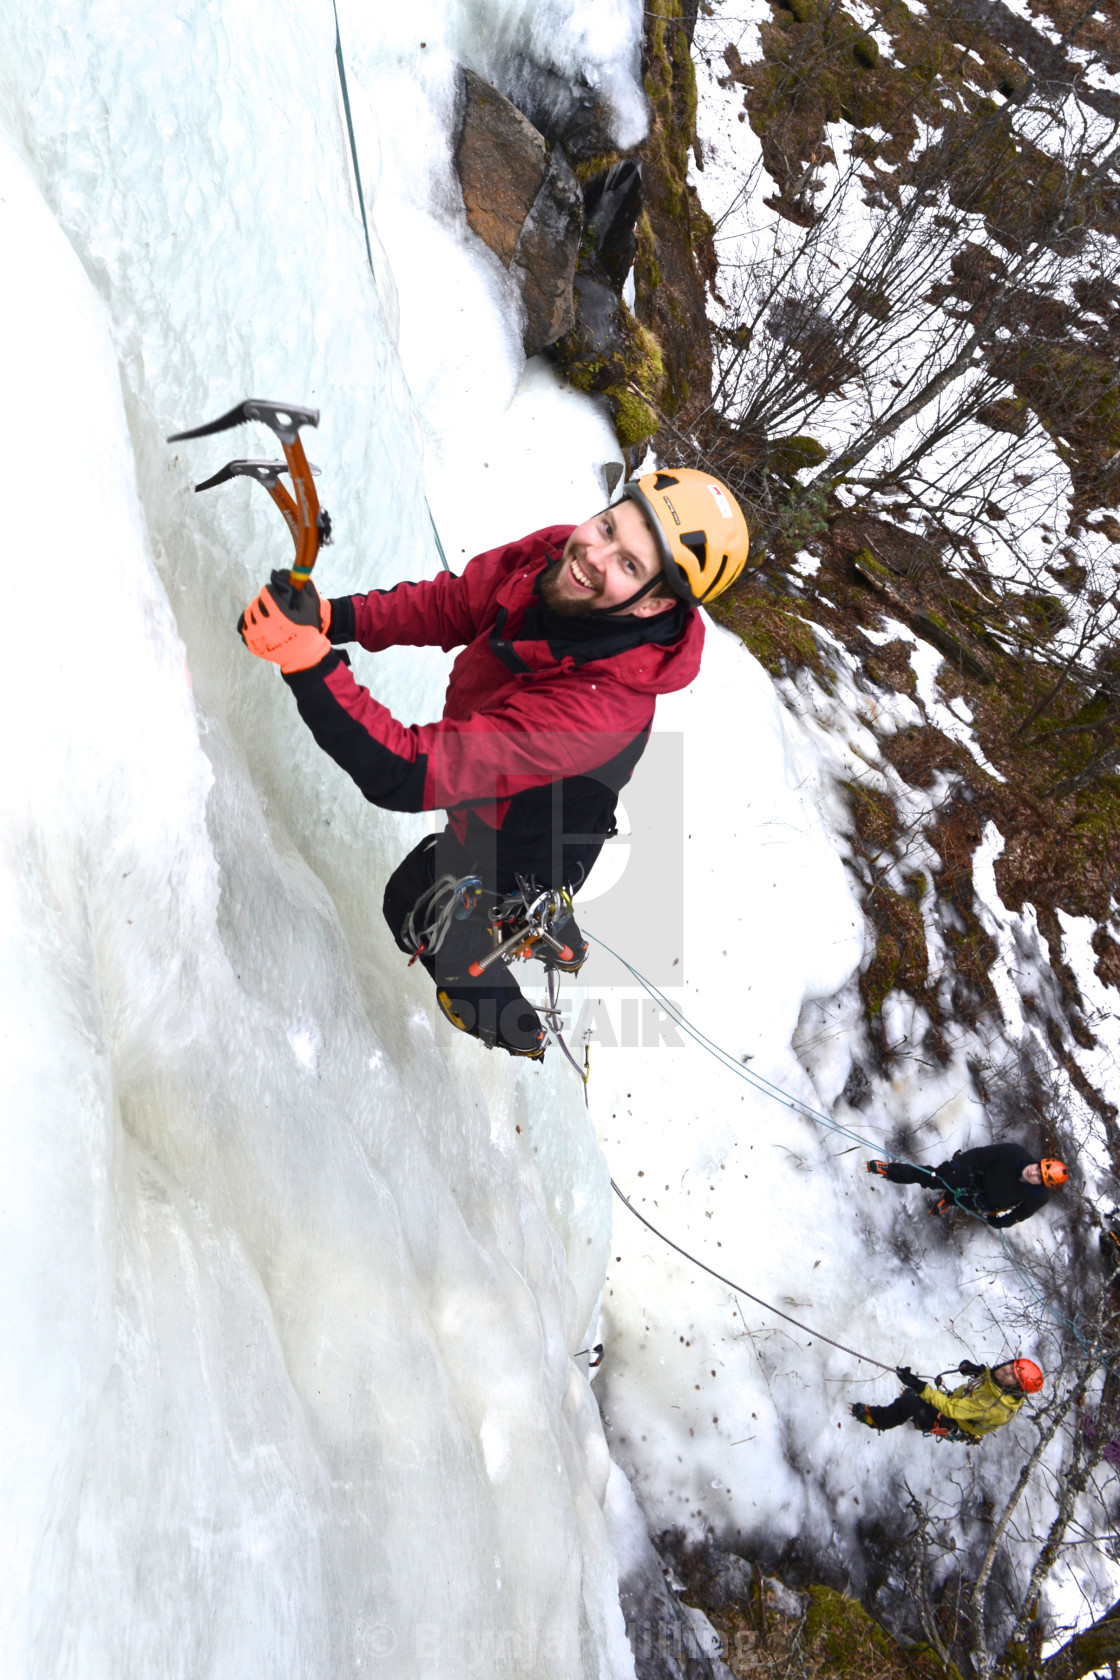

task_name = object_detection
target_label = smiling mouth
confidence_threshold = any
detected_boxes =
[569,556,599,593]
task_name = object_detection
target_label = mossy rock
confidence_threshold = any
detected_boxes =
[848,782,896,849]
[1017,592,1068,635]
[633,211,660,293]
[1036,691,1114,735]
[770,434,829,474]
[553,284,666,450]
[712,594,822,676]
[606,382,659,447]
[1071,775,1120,836]
[573,150,625,183]
[852,31,880,67]
[860,889,927,1014]
[852,545,893,580]
[803,1587,961,1675]
[804,1586,900,1667]
[976,396,1029,437]
[906,869,929,902]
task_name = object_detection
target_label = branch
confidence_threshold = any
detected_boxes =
[1040,1597,1120,1680]
[969,1395,1071,1678]
[816,339,985,484]
[1047,742,1120,799]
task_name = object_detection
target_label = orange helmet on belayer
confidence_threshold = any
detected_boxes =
[620,468,751,607]
[1040,1158,1068,1188]
[1011,1359,1044,1394]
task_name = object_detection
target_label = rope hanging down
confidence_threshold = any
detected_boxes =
[580,930,1093,1362]
[611,1179,895,1370]
[331,2,452,574]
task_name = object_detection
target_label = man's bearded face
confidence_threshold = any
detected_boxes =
[540,501,672,618]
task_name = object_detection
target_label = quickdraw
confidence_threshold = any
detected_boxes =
[467,878,577,978]
[168,399,331,587]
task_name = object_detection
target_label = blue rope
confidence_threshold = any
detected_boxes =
[332,0,374,274]
[331,2,453,574]
[585,930,1095,1362]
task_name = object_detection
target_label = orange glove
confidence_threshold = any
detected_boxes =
[238,570,332,673]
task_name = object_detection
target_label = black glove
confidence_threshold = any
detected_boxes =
[958,1359,983,1377]
[896,1366,924,1392]
[265,569,327,626]
[237,569,327,641]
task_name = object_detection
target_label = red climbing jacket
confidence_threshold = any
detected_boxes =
[283,526,705,887]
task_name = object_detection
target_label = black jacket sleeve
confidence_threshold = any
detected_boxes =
[282,651,430,812]
[987,1202,1043,1229]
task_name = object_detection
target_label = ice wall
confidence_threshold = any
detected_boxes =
[0,2,648,1675]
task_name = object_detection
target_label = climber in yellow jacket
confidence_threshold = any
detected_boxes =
[850,1357,1043,1440]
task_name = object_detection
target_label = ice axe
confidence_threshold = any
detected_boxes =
[168,399,331,587]
[192,459,323,553]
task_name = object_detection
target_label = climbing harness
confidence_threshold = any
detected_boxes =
[168,399,330,588]
[926,1416,971,1444]
[466,878,579,977]
[403,872,592,1078]
[400,872,483,964]
[401,870,580,974]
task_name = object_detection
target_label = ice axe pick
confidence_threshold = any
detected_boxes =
[168,399,331,587]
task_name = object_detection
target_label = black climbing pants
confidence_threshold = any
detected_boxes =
[882,1162,946,1189]
[865,1392,941,1431]
[882,1158,978,1217]
[383,830,583,1058]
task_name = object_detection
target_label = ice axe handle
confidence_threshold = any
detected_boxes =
[282,432,322,587]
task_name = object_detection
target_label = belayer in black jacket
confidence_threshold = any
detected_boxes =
[865,1143,1067,1227]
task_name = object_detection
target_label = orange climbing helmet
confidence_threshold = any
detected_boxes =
[620,467,751,607]
[1040,1158,1068,1188]
[1010,1359,1044,1394]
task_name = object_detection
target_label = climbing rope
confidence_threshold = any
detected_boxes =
[542,966,591,1093]
[610,1178,895,1370]
[574,930,1097,1366]
[331,1,452,573]
[400,871,481,963]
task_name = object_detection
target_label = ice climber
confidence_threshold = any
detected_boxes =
[850,1357,1044,1440]
[237,468,750,1057]
[865,1144,1067,1227]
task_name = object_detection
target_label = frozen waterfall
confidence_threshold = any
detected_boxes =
[0,1,647,1674]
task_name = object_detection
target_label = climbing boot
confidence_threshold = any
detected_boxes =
[507,1032,547,1061]
[436,989,472,1037]
[539,931,589,975]
[865,1159,889,1178]
[850,1403,878,1429]
[435,988,546,1061]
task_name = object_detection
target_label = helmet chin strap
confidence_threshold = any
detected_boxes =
[593,572,666,615]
